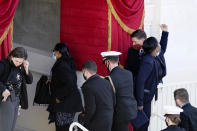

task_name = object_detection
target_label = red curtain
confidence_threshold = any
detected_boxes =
[60,0,108,75]
[60,0,144,76]
[0,0,19,60]
[0,28,12,59]
[109,0,144,67]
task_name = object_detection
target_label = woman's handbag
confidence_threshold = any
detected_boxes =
[33,75,51,105]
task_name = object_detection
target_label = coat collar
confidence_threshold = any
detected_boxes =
[181,102,191,109]
[52,57,64,70]
[85,74,99,82]
[82,74,99,88]
[164,125,180,130]
[111,66,120,73]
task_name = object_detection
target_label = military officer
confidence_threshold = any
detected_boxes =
[101,51,137,131]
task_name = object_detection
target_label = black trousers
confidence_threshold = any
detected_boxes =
[112,121,129,131]
[55,123,70,131]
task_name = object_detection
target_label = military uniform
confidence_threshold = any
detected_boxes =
[101,51,137,131]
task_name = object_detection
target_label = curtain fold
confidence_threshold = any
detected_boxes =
[60,0,109,75]
[0,0,19,60]
[108,0,144,67]
[60,0,144,76]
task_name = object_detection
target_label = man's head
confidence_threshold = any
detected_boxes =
[82,60,97,80]
[131,29,147,50]
[101,51,121,72]
[174,88,189,107]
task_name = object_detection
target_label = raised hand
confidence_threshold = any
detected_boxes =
[160,24,168,32]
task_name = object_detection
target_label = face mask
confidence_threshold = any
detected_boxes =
[156,52,160,56]
[165,118,169,127]
[52,53,56,60]
[83,74,87,80]
[133,44,142,50]
[105,61,110,72]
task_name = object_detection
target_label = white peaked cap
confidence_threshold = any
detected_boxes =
[163,105,183,115]
[101,51,122,58]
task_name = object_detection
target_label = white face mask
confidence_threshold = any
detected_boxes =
[52,52,56,60]
[156,52,160,56]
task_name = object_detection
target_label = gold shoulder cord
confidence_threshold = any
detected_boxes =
[105,76,116,94]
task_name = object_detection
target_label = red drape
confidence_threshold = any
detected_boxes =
[0,0,19,60]
[60,0,144,76]
[109,0,144,67]
[0,28,12,59]
[60,0,108,75]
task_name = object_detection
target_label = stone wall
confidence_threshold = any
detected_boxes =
[13,0,60,52]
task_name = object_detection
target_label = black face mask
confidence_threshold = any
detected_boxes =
[165,118,169,127]
[83,74,87,80]
[105,61,110,72]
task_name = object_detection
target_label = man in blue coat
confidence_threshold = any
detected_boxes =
[101,51,137,131]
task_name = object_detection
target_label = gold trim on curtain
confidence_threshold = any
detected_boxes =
[139,10,145,29]
[107,0,144,68]
[106,0,145,35]
[10,20,13,49]
[108,8,112,51]
[0,20,13,45]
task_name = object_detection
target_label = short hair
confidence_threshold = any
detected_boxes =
[165,114,181,125]
[82,60,97,74]
[104,56,119,64]
[131,29,147,39]
[174,88,189,103]
[142,37,158,54]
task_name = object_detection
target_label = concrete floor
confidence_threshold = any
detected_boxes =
[15,126,34,131]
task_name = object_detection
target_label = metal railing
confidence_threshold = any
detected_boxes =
[69,122,89,131]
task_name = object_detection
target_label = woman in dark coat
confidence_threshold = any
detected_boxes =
[135,37,160,131]
[0,47,33,131]
[48,43,82,131]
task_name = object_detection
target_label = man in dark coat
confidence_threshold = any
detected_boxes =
[125,29,147,81]
[101,51,137,131]
[126,24,168,86]
[81,60,114,131]
[174,88,197,131]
